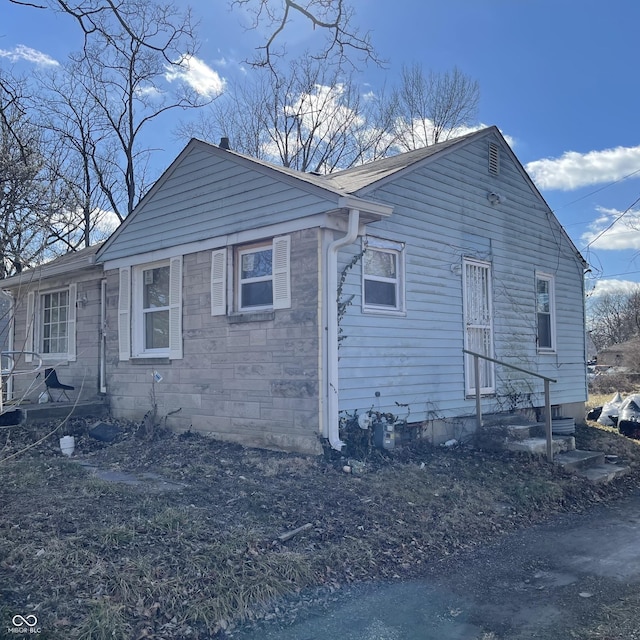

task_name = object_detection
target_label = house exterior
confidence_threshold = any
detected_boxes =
[1,127,588,454]
[1,245,105,404]
[597,338,640,367]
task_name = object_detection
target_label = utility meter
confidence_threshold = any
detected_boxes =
[374,419,395,450]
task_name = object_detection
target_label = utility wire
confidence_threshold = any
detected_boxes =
[555,167,640,212]
[582,193,640,251]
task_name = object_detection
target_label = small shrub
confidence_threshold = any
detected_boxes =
[589,371,638,394]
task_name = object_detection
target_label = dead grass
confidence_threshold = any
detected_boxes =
[2,418,640,638]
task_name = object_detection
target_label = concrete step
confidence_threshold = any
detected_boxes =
[506,435,575,456]
[554,449,605,472]
[19,400,108,424]
[577,463,631,484]
[554,449,631,484]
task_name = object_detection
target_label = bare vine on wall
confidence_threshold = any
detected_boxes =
[337,248,364,348]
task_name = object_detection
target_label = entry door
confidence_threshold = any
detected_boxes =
[463,259,494,396]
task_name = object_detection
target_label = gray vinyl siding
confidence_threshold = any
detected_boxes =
[100,146,337,262]
[337,133,586,422]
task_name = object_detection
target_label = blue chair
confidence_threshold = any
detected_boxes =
[44,368,74,402]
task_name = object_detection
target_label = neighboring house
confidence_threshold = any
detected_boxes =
[1,127,588,454]
[597,338,640,367]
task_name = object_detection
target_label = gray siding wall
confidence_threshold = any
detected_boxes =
[9,270,104,402]
[105,228,322,454]
[100,146,335,262]
[337,135,586,428]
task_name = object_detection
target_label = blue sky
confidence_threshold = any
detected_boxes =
[2,0,640,298]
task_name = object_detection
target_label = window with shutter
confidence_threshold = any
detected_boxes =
[235,236,291,312]
[126,258,183,359]
[24,286,77,363]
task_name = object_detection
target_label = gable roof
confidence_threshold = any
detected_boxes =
[94,125,585,268]
[96,138,393,263]
[323,128,487,193]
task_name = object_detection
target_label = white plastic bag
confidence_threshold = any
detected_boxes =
[598,391,623,426]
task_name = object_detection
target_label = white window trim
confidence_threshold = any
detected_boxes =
[126,258,183,360]
[361,237,406,315]
[233,236,291,313]
[237,242,273,312]
[25,285,77,363]
[536,272,556,353]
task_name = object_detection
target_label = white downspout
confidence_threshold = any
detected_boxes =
[326,209,360,451]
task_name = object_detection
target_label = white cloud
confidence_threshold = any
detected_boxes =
[136,85,163,98]
[526,145,640,191]
[0,44,59,67]
[165,55,226,98]
[587,279,640,298]
[581,206,640,250]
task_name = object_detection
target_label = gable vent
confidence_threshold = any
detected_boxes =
[488,142,500,175]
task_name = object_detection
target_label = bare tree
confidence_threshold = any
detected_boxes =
[588,288,640,350]
[64,0,213,219]
[9,0,379,67]
[9,0,215,221]
[35,64,117,249]
[178,55,396,173]
[392,64,480,149]
[0,80,68,277]
[178,58,480,172]
[229,0,379,68]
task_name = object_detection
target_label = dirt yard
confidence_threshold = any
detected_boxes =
[1,412,640,639]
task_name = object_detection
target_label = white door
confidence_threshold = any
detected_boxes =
[463,259,494,396]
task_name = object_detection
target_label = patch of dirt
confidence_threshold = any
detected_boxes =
[1,417,640,638]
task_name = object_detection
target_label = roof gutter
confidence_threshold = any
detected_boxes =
[326,208,360,451]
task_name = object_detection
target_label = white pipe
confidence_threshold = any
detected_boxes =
[326,209,360,451]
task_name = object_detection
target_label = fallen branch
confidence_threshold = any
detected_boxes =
[277,522,312,543]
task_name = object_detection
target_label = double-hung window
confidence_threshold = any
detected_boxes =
[25,285,77,363]
[238,244,275,311]
[42,290,69,356]
[536,273,556,352]
[210,236,291,316]
[118,257,183,360]
[362,237,405,314]
[141,264,170,351]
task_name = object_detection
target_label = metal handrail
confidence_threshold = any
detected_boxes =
[0,351,44,415]
[463,349,556,462]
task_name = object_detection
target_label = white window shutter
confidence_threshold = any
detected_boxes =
[169,256,183,360]
[67,283,77,362]
[272,235,291,309]
[118,267,131,361]
[210,248,227,316]
[25,291,35,363]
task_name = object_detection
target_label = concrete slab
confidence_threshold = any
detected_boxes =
[554,449,605,471]
[578,464,631,484]
[506,435,575,455]
[74,460,186,492]
[22,400,108,423]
